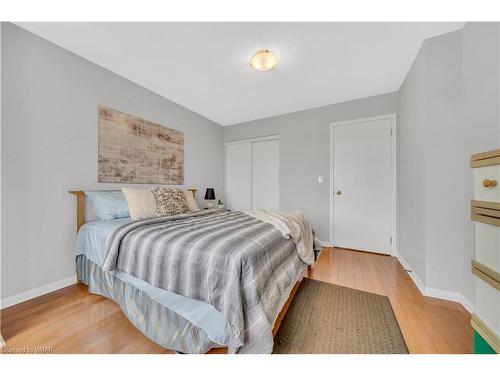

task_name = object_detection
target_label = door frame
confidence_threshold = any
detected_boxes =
[224,134,280,209]
[329,113,398,256]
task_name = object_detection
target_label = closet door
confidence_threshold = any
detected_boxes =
[225,142,252,211]
[252,139,279,210]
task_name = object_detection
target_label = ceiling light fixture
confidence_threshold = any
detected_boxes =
[250,50,277,72]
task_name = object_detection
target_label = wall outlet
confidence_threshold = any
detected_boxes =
[317,176,323,183]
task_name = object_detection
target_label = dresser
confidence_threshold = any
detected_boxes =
[471,149,500,354]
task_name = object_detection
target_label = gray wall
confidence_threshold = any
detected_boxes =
[224,92,399,241]
[398,46,427,282]
[398,24,500,304]
[424,30,464,293]
[1,23,224,300]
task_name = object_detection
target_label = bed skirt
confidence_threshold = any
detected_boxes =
[76,255,223,354]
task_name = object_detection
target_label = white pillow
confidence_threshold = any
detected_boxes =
[184,190,200,211]
[121,188,159,220]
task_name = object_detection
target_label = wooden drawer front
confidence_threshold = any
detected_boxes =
[471,200,500,228]
[471,148,500,168]
[474,165,500,202]
[474,275,500,349]
[474,222,500,272]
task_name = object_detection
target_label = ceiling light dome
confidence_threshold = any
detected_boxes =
[250,50,277,72]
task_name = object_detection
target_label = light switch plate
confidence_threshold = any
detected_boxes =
[318,176,323,183]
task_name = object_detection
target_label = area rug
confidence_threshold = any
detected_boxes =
[273,278,409,354]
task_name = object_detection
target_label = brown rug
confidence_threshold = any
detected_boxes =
[273,278,408,354]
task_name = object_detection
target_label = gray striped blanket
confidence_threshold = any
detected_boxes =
[102,209,312,353]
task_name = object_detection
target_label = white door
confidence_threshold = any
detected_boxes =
[225,142,252,211]
[252,139,279,210]
[333,118,394,254]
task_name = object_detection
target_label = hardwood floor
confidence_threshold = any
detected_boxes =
[311,248,472,353]
[0,248,472,354]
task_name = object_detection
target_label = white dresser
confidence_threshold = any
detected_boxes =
[471,149,500,354]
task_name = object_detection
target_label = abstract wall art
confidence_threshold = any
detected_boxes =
[98,106,184,184]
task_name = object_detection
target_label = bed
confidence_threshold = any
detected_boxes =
[70,189,318,354]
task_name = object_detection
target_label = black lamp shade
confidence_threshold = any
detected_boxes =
[204,188,216,200]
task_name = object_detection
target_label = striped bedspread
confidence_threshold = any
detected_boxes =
[102,209,313,353]
[243,210,315,265]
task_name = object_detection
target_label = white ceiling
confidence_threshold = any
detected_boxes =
[17,22,464,126]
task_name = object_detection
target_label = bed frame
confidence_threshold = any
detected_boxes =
[68,188,198,232]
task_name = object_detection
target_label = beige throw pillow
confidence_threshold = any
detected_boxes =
[121,188,159,220]
[151,187,188,216]
[184,190,200,211]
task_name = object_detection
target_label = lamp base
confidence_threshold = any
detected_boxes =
[206,201,215,209]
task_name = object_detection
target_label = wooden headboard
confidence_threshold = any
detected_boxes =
[69,188,198,233]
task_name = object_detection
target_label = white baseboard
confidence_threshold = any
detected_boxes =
[395,252,425,294]
[424,287,462,303]
[319,240,333,247]
[459,295,475,314]
[423,288,474,313]
[1,275,77,310]
[395,253,474,313]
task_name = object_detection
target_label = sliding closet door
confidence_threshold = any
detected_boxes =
[225,142,252,211]
[252,139,279,210]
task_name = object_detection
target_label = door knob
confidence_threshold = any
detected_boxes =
[483,179,498,188]
[336,190,342,195]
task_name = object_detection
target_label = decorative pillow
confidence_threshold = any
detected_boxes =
[84,191,130,220]
[184,190,200,211]
[151,187,189,216]
[121,188,159,220]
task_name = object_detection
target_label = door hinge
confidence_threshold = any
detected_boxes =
[389,236,393,244]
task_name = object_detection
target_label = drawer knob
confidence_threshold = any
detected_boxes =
[483,179,498,188]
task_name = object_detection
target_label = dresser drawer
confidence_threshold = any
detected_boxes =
[471,149,500,202]
[472,272,500,352]
[471,200,500,275]
[474,221,500,272]
[473,165,500,202]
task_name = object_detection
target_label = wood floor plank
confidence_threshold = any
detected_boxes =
[1,248,472,354]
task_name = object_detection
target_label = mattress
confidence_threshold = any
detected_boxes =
[75,218,233,348]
